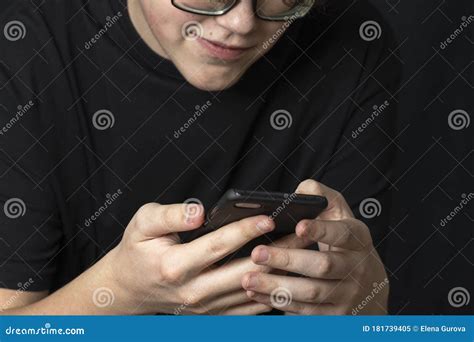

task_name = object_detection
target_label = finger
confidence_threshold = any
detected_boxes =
[251,246,355,279]
[201,290,252,312]
[174,215,275,274]
[242,272,347,304]
[247,291,338,315]
[219,302,273,315]
[131,203,205,240]
[184,232,313,301]
[295,218,372,250]
[187,232,314,298]
[295,179,353,219]
[268,231,314,249]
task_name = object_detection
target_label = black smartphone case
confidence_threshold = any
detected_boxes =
[180,189,327,263]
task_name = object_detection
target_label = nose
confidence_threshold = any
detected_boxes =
[215,1,258,35]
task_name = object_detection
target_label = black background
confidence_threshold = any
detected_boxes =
[369,0,473,314]
[0,0,471,315]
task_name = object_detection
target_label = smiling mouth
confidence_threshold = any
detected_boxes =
[197,38,255,61]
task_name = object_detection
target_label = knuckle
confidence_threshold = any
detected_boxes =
[299,179,321,194]
[307,286,320,302]
[208,233,227,257]
[176,289,205,314]
[184,292,202,307]
[160,206,178,231]
[138,202,156,215]
[276,249,291,268]
[349,218,373,249]
[242,220,259,240]
[159,257,186,285]
[191,305,207,315]
[161,267,184,285]
[134,203,157,229]
[339,222,353,245]
[313,220,327,240]
[333,190,343,200]
[317,254,332,276]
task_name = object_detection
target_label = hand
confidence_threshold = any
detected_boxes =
[242,179,389,315]
[108,201,279,315]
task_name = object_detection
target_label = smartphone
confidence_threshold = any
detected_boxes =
[180,189,328,261]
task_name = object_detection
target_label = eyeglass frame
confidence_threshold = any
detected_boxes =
[171,0,315,21]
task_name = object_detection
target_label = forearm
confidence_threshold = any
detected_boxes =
[1,249,137,315]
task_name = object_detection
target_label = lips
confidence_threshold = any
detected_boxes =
[197,37,253,61]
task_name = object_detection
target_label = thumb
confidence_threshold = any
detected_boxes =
[130,202,205,241]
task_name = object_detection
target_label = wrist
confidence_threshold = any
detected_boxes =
[99,246,146,315]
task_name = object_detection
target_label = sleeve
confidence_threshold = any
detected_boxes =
[318,9,402,256]
[0,3,63,292]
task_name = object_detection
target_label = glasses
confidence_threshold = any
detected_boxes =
[171,0,315,21]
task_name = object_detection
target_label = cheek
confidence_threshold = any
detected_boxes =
[140,0,196,45]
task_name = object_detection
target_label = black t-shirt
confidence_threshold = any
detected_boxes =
[0,0,400,295]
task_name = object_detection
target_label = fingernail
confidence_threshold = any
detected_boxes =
[254,247,269,263]
[247,290,255,298]
[245,275,258,289]
[256,218,274,233]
